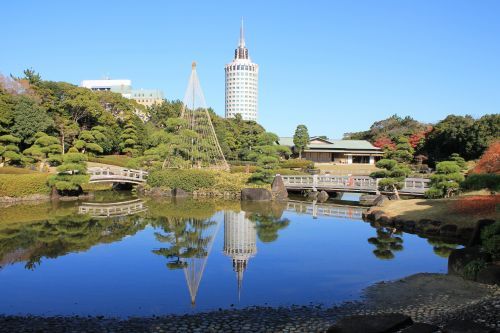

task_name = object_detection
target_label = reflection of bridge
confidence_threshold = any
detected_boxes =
[286,200,365,220]
[281,175,430,196]
[78,199,147,218]
[88,167,148,184]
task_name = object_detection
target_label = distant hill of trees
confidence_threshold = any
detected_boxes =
[344,114,499,163]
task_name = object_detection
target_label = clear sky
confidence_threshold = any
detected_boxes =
[2,0,499,138]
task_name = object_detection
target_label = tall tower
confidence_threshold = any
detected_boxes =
[225,19,259,121]
[223,211,257,299]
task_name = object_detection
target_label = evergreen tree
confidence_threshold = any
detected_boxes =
[119,118,140,156]
[23,132,62,171]
[0,134,22,166]
[293,124,309,159]
[48,151,89,193]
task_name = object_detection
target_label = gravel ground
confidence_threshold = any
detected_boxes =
[0,274,498,333]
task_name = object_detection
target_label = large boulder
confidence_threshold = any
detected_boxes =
[271,175,288,200]
[172,188,190,197]
[317,190,329,202]
[241,188,272,201]
[442,319,494,333]
[448,246,491,277]
[306,191,319,200]
[476,263,500,285]
[327,313,413,333]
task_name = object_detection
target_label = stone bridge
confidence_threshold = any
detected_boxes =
[280,175,430,196]
[88,167,148,185]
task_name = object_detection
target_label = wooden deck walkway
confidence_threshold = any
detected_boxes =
[88,167,148,184]
[280,175,430,196]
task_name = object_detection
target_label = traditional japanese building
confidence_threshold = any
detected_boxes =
[278,136,383,164]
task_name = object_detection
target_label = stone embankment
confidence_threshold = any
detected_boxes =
[362,207,493,245]
[0,274,498,333]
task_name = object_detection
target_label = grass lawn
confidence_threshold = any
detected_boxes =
[379,193,499,228]
[316,163,379,176]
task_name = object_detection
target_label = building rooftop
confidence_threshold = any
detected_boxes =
[278,137,381,151]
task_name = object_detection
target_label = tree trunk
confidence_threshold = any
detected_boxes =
[393,185,400,200]
[61,131,65,155]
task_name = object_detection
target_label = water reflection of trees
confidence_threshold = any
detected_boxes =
[368,227,404,260]
[427,239,459,258]
[242,201,290,243]
[151,217,217,270]
[0,214,146,270]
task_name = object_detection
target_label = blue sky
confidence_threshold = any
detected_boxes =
[2,0,499,138]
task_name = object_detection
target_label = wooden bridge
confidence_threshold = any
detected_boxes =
[78,199,147,218]
[286,200,364,220]
[88,167,148,184]
[280,175,430,196]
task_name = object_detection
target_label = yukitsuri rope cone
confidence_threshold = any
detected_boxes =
[165,62,229,171]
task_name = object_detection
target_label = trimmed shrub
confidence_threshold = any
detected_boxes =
[147,169,217,192]
[463,259,487,280]
[0,174,50,197]
[279,159,314,170]
[425,187,444,199]
[481,221,500,260]
[0,167,38,174]
[461,173,500,192]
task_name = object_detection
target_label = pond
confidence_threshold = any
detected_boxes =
[0,192,458,317]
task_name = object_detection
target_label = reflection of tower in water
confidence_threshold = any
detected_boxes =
[223,211,257,299]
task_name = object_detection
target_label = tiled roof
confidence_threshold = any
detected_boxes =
[278,137,380,151]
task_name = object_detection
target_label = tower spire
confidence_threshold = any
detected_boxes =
[239,18,245,48]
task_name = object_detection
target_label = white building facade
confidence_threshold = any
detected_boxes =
[225,21,259,121]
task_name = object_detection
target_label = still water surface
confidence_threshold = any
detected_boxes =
[0,193,455,317]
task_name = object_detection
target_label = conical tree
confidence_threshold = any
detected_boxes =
[165,62,228,170]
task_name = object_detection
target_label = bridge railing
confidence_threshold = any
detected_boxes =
[280,174,429,195]
[88,167,148,182]
[281,174,378,191]
[78,199,146,217]
[402,178,431,193]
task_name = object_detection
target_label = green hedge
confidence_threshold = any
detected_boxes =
[279,159,314,169]
[461,174,500,192]
[0,167,39,174]
[0,174,50,197]
[147,169,217,192]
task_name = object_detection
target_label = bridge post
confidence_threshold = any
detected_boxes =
[312,174,318,192]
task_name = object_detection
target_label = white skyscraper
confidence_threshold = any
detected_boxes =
[225,20,259,121]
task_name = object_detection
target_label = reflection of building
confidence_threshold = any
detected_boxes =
[225,20,259,121]
[80,79,164,107]
[223,211,257,298]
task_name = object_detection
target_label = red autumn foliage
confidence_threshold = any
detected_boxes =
[451,195,499,216]
[409,126,433,148]
[373,137,396,150]
[471,141,500,174]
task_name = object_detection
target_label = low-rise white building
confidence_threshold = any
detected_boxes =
[80,79,163,107]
